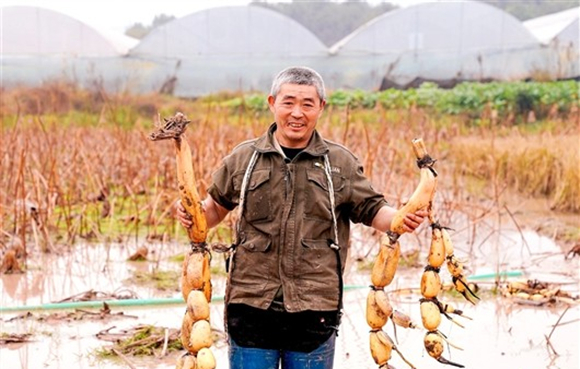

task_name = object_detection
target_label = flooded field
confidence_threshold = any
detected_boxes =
[1,77,578,369]
[1,224,578,369]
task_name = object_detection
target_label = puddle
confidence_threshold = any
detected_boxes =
[338,288,580,369]
[1,227,578,369]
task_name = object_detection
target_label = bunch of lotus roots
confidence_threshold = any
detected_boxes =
[149,113,216,369]
[367,138,479,369]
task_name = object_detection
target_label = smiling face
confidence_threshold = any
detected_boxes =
[268,83,326,149]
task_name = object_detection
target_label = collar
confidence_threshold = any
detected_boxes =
[252,123,329,157]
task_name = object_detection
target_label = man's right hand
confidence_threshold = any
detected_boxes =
[175,199,193,228]
[175,195,230,230]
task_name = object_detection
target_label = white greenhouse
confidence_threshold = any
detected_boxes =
[1,3,577,96]
[2,6,120,56]
[524,7,579,80]
[0,6,143,91]
[327,0,549,89]
[128,6,329,96]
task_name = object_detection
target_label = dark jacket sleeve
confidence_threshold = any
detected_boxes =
[346,160,388,226]
[207,160,238,211]
[207,142,255,211]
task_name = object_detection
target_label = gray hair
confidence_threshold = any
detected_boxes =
[270,66,326,102]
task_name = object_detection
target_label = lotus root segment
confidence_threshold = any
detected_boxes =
[389,138,437,236]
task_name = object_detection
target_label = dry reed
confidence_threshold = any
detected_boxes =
[1,84,577,267]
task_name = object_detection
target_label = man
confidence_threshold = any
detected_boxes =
[176,66,427,369]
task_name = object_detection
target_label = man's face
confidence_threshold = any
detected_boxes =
[268,83,326,149]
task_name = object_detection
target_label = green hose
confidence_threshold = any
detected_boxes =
[0,296,191,313]
[0,271,523,314]
[0,285,363,314]
[466,270,523,281]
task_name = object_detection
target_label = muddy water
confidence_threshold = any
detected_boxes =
[1,227,578,369]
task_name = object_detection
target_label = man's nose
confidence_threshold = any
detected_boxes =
[291,105,303,117]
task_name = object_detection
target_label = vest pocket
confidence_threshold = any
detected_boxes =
[238,230,271,252]
[298,238,339,300]
[230,230,273,291]
[234,168,272,223]
[305,170,345,222]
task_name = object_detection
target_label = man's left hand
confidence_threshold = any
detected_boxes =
[402,209,429,233]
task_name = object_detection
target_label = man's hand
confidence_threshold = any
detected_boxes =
[175,199,193,228]
[371,206,430,234]
[401,209,429,233]
[175,196,230,230]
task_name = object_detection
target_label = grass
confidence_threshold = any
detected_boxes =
[168,251,228,277]
[93,325,182,358]
[125,269,181,291]
[450,133,580,212]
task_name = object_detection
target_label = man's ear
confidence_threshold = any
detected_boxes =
[268,95,276,112]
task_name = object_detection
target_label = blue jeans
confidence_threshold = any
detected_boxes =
[229,333,336,369]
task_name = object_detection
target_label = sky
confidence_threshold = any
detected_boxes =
[1,0,430,34]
